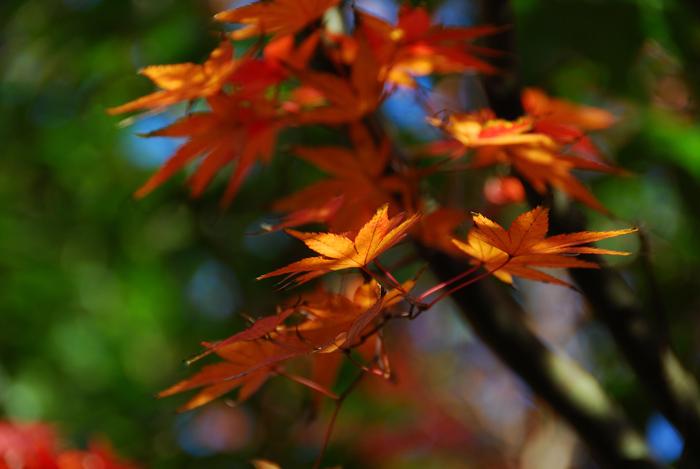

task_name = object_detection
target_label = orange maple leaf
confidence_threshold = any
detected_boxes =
[158,281,398,411]
[258,205,421,287]
[473,143,622,213]
[157,338,309,412]
[184,307,297,365]
[414,207,469,257]
[429,110,623,212]
[290,282,387,352]
[522,88,617,161]
[451,205,636,287]
[523,88,615,132]
[299,277,416,408]
[273,123,416,231]
[107,41,240,115]
[230,32,321,98]
[134,93,286,206]
[296,278,413,352]
[291,29,388,125]
[215,0,341,41]
[427,110,542,147]
[259,196,344,233]
[359,5,500,86]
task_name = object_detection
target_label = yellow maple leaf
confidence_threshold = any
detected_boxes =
[452,204,636,287]
[107,41,240,115]
[258,205,421,287]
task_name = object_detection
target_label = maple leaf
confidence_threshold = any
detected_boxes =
[359,5,500,86]
[523,87,615,132]
[107,41,240,115]
[473,143,621,213]
[427,110,542,147]
[429,110,623,212]
[159,281,396,411]
[299,277,416,409]
[451,204,636,287]
[157,338,310,412]
[292,281,387,352]
[134,93,286,206]
[522,87,617,161]
[230,32,321,98]
[259,196,344,233]
[0,422,142,469]
[291,29,388,125]
[273,123,416,231]
[414,207,469,257]
[215,0,341,41]
[184,307,297,365]
[0,422,58,469]
[258,205,421,287]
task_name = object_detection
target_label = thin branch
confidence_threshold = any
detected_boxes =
[314,366,371,469]
[344,351,386,378]
[417,262,482,302]
[360,266,404,293]
[372,259,407,294]
[425,259,508,309]
[277,370,340,400]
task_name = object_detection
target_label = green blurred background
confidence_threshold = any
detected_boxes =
[1,0,699,467]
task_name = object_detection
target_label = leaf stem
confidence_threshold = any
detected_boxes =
[344,351,386,378]
[425,258,510,309]
[417,263,482,302]
[276,370,340,400]
[373,259,407,294]
[313,399,343,469]
[360,266,403,292]
[313,367,371,469]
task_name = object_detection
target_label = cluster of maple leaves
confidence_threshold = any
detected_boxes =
[109,0,636,466]
[0,421,141,469]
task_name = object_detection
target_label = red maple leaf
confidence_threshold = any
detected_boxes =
[360,4,501,86]
[291,29,388,125]
[274,123,416,231]
[429,110,624,212]
[157,338,309,412]
[523,87,617,161]
[134,93,287,206]
[216,0,341,41]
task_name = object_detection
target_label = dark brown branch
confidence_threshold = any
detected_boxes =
[419,244,661,468]
[478,0,700,464]
[548,205,700,468]
[480,0,524,120]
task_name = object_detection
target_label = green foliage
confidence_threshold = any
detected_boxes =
[1,0,700,467]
